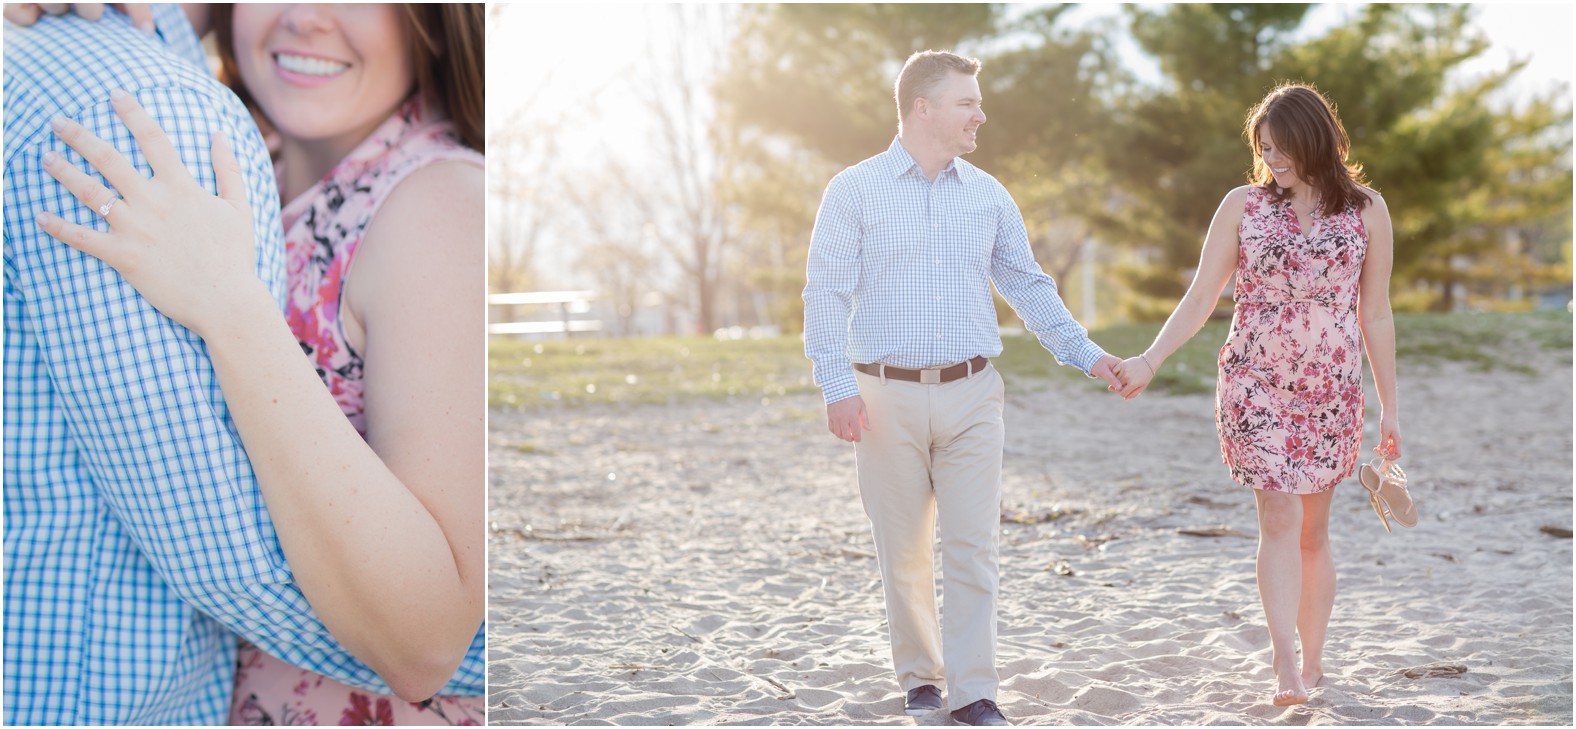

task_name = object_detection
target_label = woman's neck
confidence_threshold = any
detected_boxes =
[273,113,396,202]
[1282,181,1317,207]
[275,141,338,202]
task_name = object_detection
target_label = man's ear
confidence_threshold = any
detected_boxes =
[913,96,929,120]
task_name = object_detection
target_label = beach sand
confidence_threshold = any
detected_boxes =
[488,353,1573,725]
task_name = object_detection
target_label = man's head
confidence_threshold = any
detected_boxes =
[893,50,985,157]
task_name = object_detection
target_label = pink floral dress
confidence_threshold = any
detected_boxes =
[1216,186,1368,494]
[227,98,483,726]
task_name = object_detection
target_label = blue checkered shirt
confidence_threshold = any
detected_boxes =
[3,7,483,724]
[803,137,1108,404]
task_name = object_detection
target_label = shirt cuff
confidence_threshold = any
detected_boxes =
[1072,340,1110,376]
[818,371,861,406]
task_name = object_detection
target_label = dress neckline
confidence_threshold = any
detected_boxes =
[1282,194,1322,239]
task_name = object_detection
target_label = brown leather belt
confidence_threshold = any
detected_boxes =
[853,356,990,384]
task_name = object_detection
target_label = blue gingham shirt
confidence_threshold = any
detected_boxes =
[4,7,483,724]
[804,136,1108,404]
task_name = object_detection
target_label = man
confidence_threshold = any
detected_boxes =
[3,7,486,723]
[802,50,1124,727]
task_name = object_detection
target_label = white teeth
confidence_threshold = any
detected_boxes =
[276,53,348,77]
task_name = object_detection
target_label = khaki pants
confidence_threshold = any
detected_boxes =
[852,364,1004,709]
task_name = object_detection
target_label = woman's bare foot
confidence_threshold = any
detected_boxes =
[1301,668,1324,690]
[1271,667,1309,706]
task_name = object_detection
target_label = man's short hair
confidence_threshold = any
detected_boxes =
[894,50,982,127]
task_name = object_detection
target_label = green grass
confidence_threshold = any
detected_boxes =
[489,311,1572,410]
[994,319,1233,396]
[1393,310,1572,372]
[488,336,816,409]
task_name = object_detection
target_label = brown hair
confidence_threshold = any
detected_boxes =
[894,50,981,129]
[211,3,484,153]
[1244,83,1368,215]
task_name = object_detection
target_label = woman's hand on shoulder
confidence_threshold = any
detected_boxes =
[3,3,154,32]
[36,89,264,339]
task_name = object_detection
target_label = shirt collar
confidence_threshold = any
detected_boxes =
[883,136,977,185]
[150,3,208,72]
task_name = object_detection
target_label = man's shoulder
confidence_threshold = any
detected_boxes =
[835,149,896,184]
[955,157,1009,196]
[4,10,230,146]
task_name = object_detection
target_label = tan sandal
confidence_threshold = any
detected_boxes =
[1359,457,1416,533]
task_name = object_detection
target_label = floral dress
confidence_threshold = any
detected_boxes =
[226,97,483,726]
[1216,186,1368,494]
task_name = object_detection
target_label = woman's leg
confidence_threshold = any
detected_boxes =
[1296,488,1337,688]
[1253,489,1308,704]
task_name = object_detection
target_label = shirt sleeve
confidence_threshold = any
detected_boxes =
[987,186,1108,375]
[802,172,864,405]
[12,88,396,693]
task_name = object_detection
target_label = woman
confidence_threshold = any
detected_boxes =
[35,4,485,724]
[1112,83,1403,706]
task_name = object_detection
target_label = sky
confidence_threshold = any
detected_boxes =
[1060,3,1574,102]
[491,3,1574,129]
[488,3,1575,289]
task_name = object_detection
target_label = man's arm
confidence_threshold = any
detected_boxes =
[987,189,1119,386]
[16,88,405,694]
[803,173,862,403]
[803,174,872,439]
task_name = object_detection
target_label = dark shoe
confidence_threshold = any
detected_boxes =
[951,698,1009,726]
[905,684,943,716]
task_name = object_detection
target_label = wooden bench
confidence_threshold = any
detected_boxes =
[487,290,602,337]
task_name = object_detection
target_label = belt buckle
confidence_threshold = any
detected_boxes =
[920,368,942,384]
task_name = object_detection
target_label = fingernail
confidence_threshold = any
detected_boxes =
[36,211,56,226]
[41,150,57,166]
[50,118,67,133]
[138,20,156,34]
[110,89,129,102]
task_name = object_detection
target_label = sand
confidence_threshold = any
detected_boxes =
[487,353,1573,725]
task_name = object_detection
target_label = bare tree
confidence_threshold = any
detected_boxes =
[563,167,659,337]
[578,5,737,335]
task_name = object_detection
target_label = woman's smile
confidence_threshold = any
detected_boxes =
[272,50,351,86]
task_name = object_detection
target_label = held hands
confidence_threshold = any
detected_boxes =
[1090,354,1127,394]
[826,395,871,443]
[36,90,261,340]
[1111,355,1157,400]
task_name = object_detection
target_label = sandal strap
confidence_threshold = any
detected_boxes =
[1383,460,1407,490]
[1362,457,1386,494]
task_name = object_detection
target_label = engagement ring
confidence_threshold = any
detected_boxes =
[97,195,119,217]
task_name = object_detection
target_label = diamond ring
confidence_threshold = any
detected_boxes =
[97,195,119,217]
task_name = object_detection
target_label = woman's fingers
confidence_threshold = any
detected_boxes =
[49,116,149,200]
[123,4,156,32]
[36,210,118,263]
[4,4,45,25]
[211,131,247,206]
[109,90,191,184]
[74,2,104,20]
[40,148,127,225]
